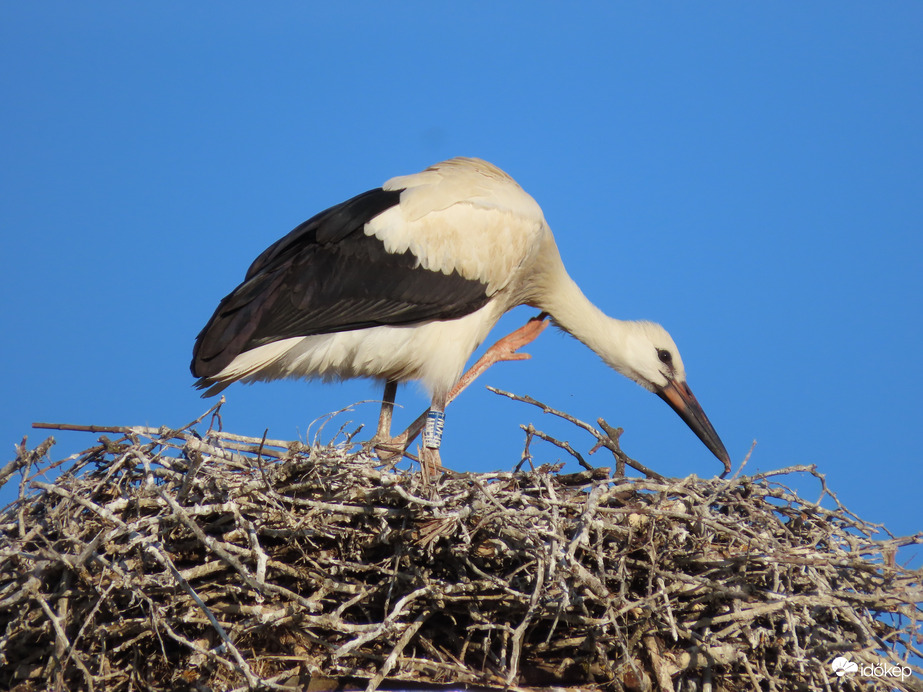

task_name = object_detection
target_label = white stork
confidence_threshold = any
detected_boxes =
[191,157,731,474]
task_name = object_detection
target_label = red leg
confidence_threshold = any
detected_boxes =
[374,313,550,469]
[419,394,447,478]
[373,380,405,461]
[376,380,398,440]
[446,313,550,405]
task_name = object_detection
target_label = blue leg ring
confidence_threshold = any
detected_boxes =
[423,410,446,449]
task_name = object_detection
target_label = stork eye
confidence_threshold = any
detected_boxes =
[657,349,673,365]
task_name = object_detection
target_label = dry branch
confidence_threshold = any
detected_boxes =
[1,400,921,692]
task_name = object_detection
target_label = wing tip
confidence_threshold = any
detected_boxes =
[193,376,232,398]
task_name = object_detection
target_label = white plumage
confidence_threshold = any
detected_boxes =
[192,157,730,472]
[210,304,499,397]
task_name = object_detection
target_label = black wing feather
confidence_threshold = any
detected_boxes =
[191,187,492,379]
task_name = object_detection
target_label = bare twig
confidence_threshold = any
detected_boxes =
[488,386,665,480]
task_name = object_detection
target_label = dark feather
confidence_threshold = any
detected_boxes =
[191,187,491,379]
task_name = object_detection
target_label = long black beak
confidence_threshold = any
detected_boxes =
[656,379,731,475]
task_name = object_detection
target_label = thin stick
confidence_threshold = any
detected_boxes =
[488,386,665,480]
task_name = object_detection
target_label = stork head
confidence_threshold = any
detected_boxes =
[614,321,731,474]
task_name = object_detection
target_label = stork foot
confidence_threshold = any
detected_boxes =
[372,438,404,462]
[373,434,446,478]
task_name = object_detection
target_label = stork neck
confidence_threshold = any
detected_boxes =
[537,266,632,372]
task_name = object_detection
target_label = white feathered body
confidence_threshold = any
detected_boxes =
[207,158,569,398]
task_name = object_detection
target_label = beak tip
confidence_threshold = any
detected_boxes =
[717,448,732,477]
[657,380,731,477]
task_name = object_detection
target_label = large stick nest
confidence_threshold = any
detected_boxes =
[1,398,921,692]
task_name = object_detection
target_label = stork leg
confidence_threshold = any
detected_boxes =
[374,314,551,468]
[445,313,550,404]
[376,380,398,440]
[373,380,405,461]
[373,380,447,477]
[420,395,447,478]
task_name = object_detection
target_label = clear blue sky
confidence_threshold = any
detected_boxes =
[2,4,920,557]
